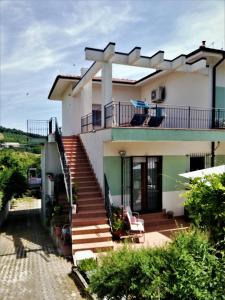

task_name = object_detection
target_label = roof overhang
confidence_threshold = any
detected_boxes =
[48,75,80,100]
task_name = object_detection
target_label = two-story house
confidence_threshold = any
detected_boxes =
[42,42,225,254]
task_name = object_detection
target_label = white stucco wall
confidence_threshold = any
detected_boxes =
[92,82,141,104]
[62,84,82,136]
[80,129,111,190]
[141,71,209,108]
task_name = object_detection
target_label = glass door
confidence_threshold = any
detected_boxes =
[131,156,162,213]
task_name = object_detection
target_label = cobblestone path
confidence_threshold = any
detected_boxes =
[0,199,84,300]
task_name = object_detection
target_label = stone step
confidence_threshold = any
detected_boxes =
[72,217,108,226]
[72,241,114,253]
[71,170,94,177]
[72,224,111,235]
[72,232,112,244]
[140,212,168,221]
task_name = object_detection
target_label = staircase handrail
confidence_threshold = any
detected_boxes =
[49,118,73,208]
[104,174,113,230]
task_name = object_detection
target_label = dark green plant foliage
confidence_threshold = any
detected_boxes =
[183,174,225,244]
[79,258,97,273]
[89,231,225,299]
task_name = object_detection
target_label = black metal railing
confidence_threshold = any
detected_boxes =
[104,101,225,130]
[27,119,49,137]
[49,118,72,207]
[104,174,113,231]
[81,111,102,133]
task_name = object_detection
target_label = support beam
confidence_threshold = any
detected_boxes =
[101,62,112,127]
[72,62,102,96]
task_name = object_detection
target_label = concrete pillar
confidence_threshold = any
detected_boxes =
[101,62,112,127]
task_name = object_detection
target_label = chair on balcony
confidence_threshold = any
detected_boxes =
[130,100,150,127]
[124,206,145,242]
[148,107,165,127]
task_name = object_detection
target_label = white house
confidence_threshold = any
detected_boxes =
[42,42,225,254]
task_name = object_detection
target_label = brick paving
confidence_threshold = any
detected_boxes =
[0,199,84,300]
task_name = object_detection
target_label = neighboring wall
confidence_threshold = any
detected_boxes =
[216,61,225,108]
[41,142,62,224]
[141,71,209,108]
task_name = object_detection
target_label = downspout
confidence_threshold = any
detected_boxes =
[211,54,225,167]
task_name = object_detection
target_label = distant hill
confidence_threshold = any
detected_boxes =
[0,126,44,154]
[0,126,44,144]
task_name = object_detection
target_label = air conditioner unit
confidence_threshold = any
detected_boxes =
[151,86,166,103]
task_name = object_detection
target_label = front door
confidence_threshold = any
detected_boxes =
[132,157,162,213]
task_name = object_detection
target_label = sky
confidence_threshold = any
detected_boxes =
[0,0,225,131]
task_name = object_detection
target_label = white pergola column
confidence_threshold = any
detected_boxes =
[101,62,112,127]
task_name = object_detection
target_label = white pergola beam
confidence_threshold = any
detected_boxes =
[128,47,141,64]
[149,51,164,68]
[72,62,102,96]
[171,55,186,70]
[104,43,115,61]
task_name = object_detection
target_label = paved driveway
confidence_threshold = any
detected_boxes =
[0,199,84,300]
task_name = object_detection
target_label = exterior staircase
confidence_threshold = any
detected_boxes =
[62,135,113,254]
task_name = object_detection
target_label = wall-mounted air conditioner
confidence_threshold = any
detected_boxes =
[151,86,166,103]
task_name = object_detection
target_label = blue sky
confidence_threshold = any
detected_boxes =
[0,0,224,130]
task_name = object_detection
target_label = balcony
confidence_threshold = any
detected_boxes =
[81,101,225,133]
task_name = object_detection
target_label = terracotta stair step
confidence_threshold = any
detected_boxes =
[145,221,176,232]
[76,210,106,218]
[71,171,94,177]
[72,241,114,253]
[78,186,101,193]
[77,198,104,206]
[72,217,109,226]
[72,232,112,244]
[78,191,102,198]
[140,213,168,221]
[78,202,105,211]
[144,218,175,227]
[72,224,111,235]
[75,175,97,181]
[77,181,98,187]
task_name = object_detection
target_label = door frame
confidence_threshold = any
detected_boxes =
[130,156,162,213]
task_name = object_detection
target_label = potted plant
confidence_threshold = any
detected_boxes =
[111,206,126,239]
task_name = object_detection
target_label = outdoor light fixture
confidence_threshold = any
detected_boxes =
[119,150,126,157]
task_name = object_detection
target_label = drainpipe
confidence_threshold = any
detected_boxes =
[211,54,225,167]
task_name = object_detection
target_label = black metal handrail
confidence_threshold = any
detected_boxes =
[104,174,113,231]
[49,118,72,207]
[81,111,102,133]
[104,101,225,130]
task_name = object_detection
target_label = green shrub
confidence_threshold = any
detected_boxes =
[89,231,225,299]
[167,230,225,300]
[183,174,225,243]
[89,246,169,299]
